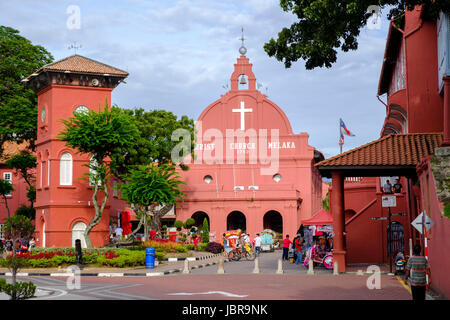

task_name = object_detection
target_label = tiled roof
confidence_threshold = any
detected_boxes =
[34,54,128,77]
[316,133,442,168]
[0,141,30,164]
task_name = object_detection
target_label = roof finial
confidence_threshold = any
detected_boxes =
[239,27,247,56]
[68,41,82,54]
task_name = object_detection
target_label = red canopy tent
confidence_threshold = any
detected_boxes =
[302,209,333,226]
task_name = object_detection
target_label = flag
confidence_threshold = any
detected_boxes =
[340,118,355,136]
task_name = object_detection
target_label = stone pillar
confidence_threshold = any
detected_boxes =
[443,77,450,146]
[331,171,346,272]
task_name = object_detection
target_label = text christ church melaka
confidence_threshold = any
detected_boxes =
[174,47,326,241]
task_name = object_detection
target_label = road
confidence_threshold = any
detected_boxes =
[0,251,412,300]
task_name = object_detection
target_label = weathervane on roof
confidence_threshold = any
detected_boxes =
[239,27,247,56]
[68,41,82,54]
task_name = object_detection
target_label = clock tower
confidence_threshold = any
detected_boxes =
[25,54,128,248]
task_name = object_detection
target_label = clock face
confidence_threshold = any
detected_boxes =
[41,108,46,122]
[74,105,89,115]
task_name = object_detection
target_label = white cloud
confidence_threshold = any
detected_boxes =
[0,0,390,159]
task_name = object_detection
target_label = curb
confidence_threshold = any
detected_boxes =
[164,253,220,262]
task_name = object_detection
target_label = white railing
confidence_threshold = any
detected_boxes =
[345,177,363,183]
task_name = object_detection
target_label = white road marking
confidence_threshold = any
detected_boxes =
[168,291,248,298]
[33,286,68,300]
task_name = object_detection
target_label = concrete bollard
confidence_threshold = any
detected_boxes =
[217,257,225,274]
[182,259,190,274]
[276,259,284,274]
[252,258,260,274]
[307,259,314,275]
[333,261,339,275]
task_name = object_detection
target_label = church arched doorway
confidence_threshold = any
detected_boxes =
[72,221,87,248]
[191,211,210,229]
[263,210,283,234]
[227,211,246,231]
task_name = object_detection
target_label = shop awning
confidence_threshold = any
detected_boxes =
[302,209,333,226]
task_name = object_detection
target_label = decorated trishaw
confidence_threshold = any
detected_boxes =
[260,229,275,252]
[224,229,255,261]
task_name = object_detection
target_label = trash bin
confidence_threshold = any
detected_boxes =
[146,247,156,269]
[75,239,82,265]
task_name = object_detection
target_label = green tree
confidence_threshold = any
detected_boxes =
[110,107,195,175]
[184,218,195,230]
[5,150,36,211]
[0,26,53,158]
[0,178,14,217]
[111,107,195,234]
[264,0,450,69]
[1,214,36,300]
[58,103,139,248]
[323,192,330,212]
[202,218,210,244]
[119,164,187,239]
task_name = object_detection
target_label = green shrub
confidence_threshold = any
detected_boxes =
[444,203,450,218]
[0,281,36,300]
[197,243,208,251]
[14,204,35,220]
[185,244,195,251]
[175,245,187,253]
[201,218,209,243]
[184,218,195,229]
[174,220,183,230]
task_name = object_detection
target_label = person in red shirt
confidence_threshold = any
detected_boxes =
[294,236,303,265]
[282,235,292,261]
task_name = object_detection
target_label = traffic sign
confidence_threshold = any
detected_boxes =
[382,196,396,207]
[411,212,435,234]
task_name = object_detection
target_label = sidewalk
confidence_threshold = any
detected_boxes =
[0,251,225,277]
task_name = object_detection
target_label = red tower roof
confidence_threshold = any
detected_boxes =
[35,54,129,76]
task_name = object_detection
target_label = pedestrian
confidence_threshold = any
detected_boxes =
[28,237,36,252]
[294,235,303,265]
[383,179,393,194]
[115,225,123,240]
[393,178,403,194]
[254,233,262,256]
[404,244,431,301]
[282,234,291,261]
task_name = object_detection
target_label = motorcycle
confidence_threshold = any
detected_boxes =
[394,252,407,275]
[303,245,334,270]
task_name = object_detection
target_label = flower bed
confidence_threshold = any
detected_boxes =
[0,249,166,268]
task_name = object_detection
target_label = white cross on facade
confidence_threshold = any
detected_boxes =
[232,101,253,131]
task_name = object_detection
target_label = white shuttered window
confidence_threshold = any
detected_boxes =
[60,153,73,185]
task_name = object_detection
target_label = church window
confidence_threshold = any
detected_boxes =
[3,172,12,196]
[273,173,282,183]
[60,152,73,185]
[203,175,213,184]
[74,105,89,115]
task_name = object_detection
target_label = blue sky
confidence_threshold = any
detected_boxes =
[0,0,391,158]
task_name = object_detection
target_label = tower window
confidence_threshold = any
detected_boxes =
[60,153,73,185]
[3,172,12,196]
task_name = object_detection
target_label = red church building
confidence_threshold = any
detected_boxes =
[175,49,325,240]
